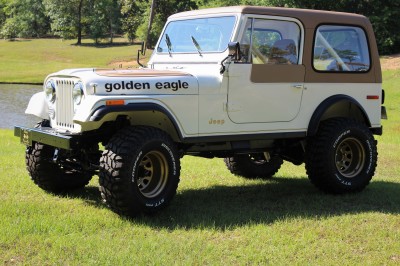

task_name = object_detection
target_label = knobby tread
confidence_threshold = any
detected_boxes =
[305,118,378,194]
[26,143,92,192]
[224,155,283,179]
[99,126,181,217]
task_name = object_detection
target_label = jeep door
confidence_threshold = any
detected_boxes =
[227,16,305,123]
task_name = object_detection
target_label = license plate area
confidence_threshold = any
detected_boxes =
[20,128,32,146]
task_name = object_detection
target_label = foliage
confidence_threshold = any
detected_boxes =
[135,0,198,47]
[119,0,147,43]
[94,0,122,43]
[0,0,6,26]
[43,0,85,43]
[86,0,122,43]
[0,0,48,39]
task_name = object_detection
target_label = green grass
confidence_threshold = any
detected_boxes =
[2,130,400,265]
[0,38,145,84]
[0,41,399,263]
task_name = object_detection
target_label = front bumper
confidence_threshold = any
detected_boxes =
[14,126,81,150]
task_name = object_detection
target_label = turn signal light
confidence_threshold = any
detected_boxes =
[106,100,125,106]
[366,95,379,100]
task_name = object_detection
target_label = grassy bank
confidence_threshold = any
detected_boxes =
[0,38,143,84]
[1,69,399,264]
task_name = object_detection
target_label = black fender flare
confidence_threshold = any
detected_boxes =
[307,95,371,137]
[89,103,184,141]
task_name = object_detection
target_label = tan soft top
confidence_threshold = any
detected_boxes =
[170,6,381,83]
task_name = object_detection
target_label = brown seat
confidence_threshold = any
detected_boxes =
[269,39,298,64]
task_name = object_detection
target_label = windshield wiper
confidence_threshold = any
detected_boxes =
[165,34,172,57]
[191,36,202,56]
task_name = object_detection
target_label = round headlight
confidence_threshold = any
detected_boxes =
[45,80,56,103]
[73,82,84,105]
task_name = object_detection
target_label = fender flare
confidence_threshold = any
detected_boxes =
[307,94,371,137]
[25,91,49,119]
[89,103,184,141]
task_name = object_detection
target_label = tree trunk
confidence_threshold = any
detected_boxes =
[77,0,83,45]
[145,0,156,48]
[110,20,114,44]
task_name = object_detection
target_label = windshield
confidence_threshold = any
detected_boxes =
[157,16,236,54]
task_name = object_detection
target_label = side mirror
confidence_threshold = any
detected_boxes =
[228,42,241,61]
[220,42,242,74]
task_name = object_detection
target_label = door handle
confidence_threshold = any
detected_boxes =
[292,84,304,89]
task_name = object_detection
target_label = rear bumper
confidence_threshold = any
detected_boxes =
[14,125,81,150]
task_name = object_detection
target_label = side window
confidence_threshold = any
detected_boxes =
[313,25,370,72]
[240,18,301,65]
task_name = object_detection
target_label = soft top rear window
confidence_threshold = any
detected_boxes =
[313,25,370,72]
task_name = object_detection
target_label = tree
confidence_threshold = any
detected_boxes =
[119,0,146,43]
[1,0,49,39]
[86,0,122,43]
[0,0,7,28]
[106,0,122,43]
[135,0,198,47]
[44,0,87,44]
[145,0,156,48]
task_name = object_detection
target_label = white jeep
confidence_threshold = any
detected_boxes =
[15,6,387,217]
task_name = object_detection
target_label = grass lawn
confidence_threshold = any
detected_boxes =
[3,129,400,265]
[0,38,144,84]
[0,39,399,264]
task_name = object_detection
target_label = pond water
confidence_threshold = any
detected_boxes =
[0,84,42,128]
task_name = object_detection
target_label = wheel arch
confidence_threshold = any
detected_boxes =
[307,95,371,137]
[89,103,184,142]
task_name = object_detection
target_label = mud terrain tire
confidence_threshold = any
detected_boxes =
[26,142,93,192]
[224,153,283,179]
[99,126,180,217]
[305,118,377,194]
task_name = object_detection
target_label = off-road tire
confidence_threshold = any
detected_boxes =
[224,153,283,179]
[26,142,93,192]
[305,118,377,194]
[99,126,180,217]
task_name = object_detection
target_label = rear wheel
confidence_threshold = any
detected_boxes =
[305,118,377,193]
[99,126,180,217]
[224,153,283,179]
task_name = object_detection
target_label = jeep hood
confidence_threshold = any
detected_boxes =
[47,68,201,95]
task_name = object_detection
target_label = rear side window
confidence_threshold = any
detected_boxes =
[313,25,370,72]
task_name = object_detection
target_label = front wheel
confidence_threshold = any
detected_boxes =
[26,143,93,192]
[99,126,180,217]
[305,118,377,194]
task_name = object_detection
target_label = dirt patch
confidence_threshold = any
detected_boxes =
[380,54,400,70]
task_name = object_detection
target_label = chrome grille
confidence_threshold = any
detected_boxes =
[55,79,75,129]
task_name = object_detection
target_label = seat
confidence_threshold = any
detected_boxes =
[269,39,298,64]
